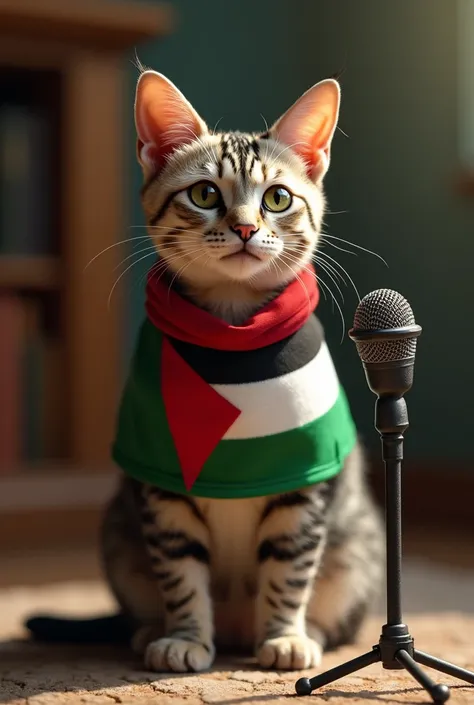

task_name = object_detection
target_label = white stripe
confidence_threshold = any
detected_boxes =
[212,342,340,440]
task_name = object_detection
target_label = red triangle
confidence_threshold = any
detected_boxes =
[161,337,241,491]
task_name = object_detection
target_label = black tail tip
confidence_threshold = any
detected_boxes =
[25,614,133,644]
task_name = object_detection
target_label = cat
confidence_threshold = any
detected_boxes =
[26,69,384,674]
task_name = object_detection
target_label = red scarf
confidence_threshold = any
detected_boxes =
[145,266,319,350]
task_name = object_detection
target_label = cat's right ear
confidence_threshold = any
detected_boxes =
[134,71,208,178]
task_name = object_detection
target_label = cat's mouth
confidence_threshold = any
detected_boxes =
[221,250,262,262]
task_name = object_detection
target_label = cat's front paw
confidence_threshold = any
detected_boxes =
[145,637,215,673]
[257,635,322,670]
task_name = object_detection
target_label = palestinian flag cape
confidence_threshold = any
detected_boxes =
[112,265,357,499]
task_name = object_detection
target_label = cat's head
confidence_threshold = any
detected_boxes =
[134,70,340,318]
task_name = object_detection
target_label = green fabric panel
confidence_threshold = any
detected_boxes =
[112,319,357,498]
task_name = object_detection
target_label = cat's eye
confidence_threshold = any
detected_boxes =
[262,186,292,213]
[188,181,221,209]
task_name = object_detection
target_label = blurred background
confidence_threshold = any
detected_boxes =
[0,0,473,598]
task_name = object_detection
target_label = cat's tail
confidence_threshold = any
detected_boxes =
[25,612,133,644]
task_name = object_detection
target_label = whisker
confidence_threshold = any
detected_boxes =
[319,239,356,258]
[281,251,345,303]
[336,125,349,139]
[276,255,311,314]
[133,247,203,292]
[259,114,271,163]
[314,255,347,286]
[107,249,160,309]
[175,124,216,167]
[84,235,156,271]
[317,250,360,302]
[130,223,206,238]
[112,244,204,303]
[317,275,346,343]
[115,241,200,270]
[312,259,345,302]
[321,233,388,267]
[212,117,224,134]
[279,251,345,340]
[167,250,208,296]
[268,141,307,171]
[114,245,158,270]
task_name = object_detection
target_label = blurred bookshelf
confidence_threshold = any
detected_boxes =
[0,0,173,545]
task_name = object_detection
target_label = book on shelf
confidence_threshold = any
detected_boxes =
[0,295,23,470]
[0,293,64,473]
[0,102,53,257]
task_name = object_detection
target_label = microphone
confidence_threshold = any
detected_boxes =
[349,289,422,628]
[296,289,474,702]
[349,288,422,411]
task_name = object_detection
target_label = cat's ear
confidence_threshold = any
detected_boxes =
[134,70,208,177]
[269,79,340,183]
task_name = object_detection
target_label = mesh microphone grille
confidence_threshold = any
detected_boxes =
[353,289,417,364]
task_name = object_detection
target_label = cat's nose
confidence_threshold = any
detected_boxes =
[230,224,259,242]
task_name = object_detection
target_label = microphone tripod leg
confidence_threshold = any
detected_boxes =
[295,647,380,695]
[414,649,474,685]
[395,649,450,703]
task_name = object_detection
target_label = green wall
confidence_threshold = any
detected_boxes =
[121,0,474,462]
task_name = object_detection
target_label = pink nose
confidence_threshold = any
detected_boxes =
[230,223,259,242]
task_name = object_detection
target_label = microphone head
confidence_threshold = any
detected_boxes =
[352,289,417,364]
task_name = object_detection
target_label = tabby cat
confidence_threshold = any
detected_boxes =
[27,70,384,674]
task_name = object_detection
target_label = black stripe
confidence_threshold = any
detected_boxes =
[150,189,181,226]
[248,154,257,174]
[162,575,183,591]
[265,595,278,609]
[147,487,205,523]
[258,535,322,563]
[221,135,238,173]
[294,559,314,572]
[286,577,309,589]
[148,530,210,563]
[153,570,172,580]
[165,591,195,613]
[294,193,317,231]
[269,580,283,594]
[280,598,300,610]
[162,540,210,563]
[261,492,312,523]
[273,614,292,625]
[168,313,323,385]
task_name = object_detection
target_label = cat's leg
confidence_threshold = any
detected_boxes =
[255,484,333,670]
[307,443,385,651]
[140,486,215,673]
[306,499,384,650]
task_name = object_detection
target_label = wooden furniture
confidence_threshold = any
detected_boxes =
[0,0,172,547]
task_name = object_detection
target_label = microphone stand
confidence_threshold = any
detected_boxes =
[295,326,474,704]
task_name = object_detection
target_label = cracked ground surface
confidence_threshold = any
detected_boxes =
[1,561,474,705]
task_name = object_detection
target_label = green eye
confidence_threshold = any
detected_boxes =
[262,186,292,213]
[188,181,220,209]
